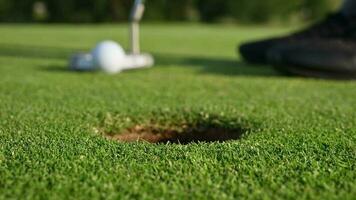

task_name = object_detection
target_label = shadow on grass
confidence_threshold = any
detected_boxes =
[41,65,94,73]
[0,43,279,77]
[154,53,278,77]
[0,43,74,60]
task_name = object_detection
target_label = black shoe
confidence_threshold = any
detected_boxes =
[238,13,352,64]
[268,39,356,80]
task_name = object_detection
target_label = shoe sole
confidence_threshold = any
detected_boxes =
[274,65,356,80]
[268,41,356,80]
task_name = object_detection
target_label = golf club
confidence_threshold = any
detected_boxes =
[69,0,154,73]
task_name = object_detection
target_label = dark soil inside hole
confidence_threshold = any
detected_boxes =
[105,124,245,144]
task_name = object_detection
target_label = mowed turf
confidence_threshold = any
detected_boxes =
[0,24,355,200]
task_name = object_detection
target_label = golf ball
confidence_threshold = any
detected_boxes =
[91,40,126,73]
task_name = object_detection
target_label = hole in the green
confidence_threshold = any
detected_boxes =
[99,112,250,144]
[105,123,244,144]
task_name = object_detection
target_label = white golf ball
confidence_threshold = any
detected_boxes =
[91,41,126,74]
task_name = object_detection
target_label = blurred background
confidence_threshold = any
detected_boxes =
[0,0,340,24]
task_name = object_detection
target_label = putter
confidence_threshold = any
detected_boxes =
[69,0,154,72]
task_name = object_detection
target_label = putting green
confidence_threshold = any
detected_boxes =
[0,24,355,199]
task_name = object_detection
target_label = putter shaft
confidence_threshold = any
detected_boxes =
[130,0,145,55]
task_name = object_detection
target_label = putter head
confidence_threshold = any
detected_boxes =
[69,53,95,71]
[123,53,154,70]
[68,51,154,72]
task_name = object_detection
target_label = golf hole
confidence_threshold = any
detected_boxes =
[105,124,244,144]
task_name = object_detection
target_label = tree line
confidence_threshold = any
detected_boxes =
[0,0,339,23]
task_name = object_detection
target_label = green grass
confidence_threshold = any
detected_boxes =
[0,24,355,200]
